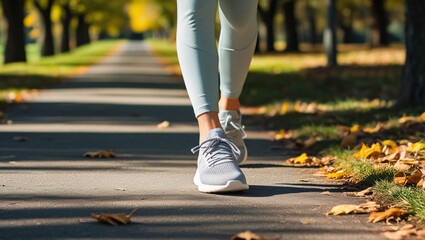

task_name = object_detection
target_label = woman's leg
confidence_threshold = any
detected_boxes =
[176,0,221,143]
[216,0,258,164]
[218,0,258,108]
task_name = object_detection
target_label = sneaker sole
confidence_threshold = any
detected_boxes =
[194,172,249,193]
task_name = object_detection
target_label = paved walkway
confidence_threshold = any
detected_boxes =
[0,41,384,239]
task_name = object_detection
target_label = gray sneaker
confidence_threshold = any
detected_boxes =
[191,128,249,193]
[219,110,247,164]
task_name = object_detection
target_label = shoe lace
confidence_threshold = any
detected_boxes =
[223,115,247,140]
[191,136,241,166]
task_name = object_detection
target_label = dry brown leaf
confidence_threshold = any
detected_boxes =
[321,191,331,195]
[302,137,317,149]
[230,230,277,240]
[394,172,407,186]
[394,171,423,186]
[399,116,419,124]
[417,178,424,188]
[13,136,28,142]
[91,208,138,226]
[298,179,311,182]
[83,150,116,158]
[320,156,336,165]
[326,204,358,215]
[157,121,170,129]
[358,201,383,213]
[382,229,417,240]
[393,161,411,171]
[341,133,357,148]
[344,187,373,197]
[368,208,408,223]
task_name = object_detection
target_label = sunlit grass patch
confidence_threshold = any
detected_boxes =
[0,40,123,106]
[374,180,425,220]
[325,146,397,186]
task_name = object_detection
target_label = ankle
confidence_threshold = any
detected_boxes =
[219,94,240,111]
[197,112,223,143]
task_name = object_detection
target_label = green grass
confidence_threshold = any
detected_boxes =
[325,146,397,186]
[0,40,123,106]
[374,180,425,220]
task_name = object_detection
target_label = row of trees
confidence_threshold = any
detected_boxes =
[1,0,129,63]
[256,0,404,65]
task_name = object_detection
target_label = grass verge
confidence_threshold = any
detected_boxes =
[0,40,124,108]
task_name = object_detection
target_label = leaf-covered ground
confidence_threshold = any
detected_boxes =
[149,39,425,236]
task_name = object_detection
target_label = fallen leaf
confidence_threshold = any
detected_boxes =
[321,191,331,195]
[13,136,28,142]
[350,124,363,133]
[341,133,357,148]
[326,170,346,179]
[368,208,408,223]
[298,178,311,182]
[358,201,383,213]
[91,208,138,226]
[83,150,116,158]
[409,142,425,152]
[394,172,407,186]
[344,187,373,197]
[230,230,277,240]
[326,204,358,215]
[302,137,317,149]
[157,121,170,129]
[382,228,417,240]
[393,161,411,171]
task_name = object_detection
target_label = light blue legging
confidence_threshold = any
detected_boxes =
[176,0,258,117]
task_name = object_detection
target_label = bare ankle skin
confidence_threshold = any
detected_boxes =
[219,94,240,111]
[197,111,223,143]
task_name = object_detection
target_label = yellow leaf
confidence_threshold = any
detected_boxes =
[157,121,170,129]
[326,204,357,215]
[293,153,309,164]
[368,208,408,223]
[279,102,289,115]
[350,125,363,133]
[326,170,346,179]
[353,143,369,158]
[410,142,425,152]
[363,143,383,159]
[274,129,286,140]
[382,140,398,149]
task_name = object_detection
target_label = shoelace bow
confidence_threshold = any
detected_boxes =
[191,136,241,166]
[223,115,247,140]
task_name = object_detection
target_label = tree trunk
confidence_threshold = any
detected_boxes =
[371,0,389,46]
[307,3,317,44]
[283,0,299,52]
[2,0,26,63]
[76,14,91,47]
[60,3,72,53]
[258,0,278,52]
[34,0,55,56]
[398,1,425,107]
[324,0,337,66]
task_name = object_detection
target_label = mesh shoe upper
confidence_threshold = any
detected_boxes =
[192,128,247,186]
[219,110,247,164]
